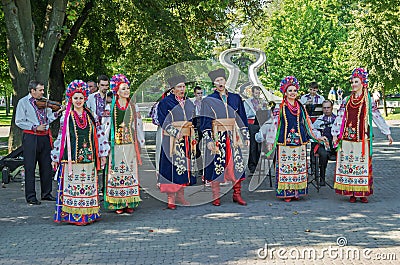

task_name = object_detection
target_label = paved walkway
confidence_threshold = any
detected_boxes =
[0,124,399,264]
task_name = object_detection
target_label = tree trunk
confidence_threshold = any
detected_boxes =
[48,52,66,138]
[2,0,67,151]
[5,95,10,116]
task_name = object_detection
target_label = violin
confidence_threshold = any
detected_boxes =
[35,98,63,112]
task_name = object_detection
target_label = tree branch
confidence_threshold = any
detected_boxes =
[60,0,94,56]
[36,0,68,83]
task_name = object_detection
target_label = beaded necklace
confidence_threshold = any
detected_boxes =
[116,98,128,110]
[285,99,300,116]
[72,109,88,129]
[348,90,365,108]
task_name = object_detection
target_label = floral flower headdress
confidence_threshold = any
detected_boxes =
[280,76,299,94]
[110,74,130,94]
[350,67,368,88]
[65,80,89,102]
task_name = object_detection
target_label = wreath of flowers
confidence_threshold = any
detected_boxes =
[65,80,90,102]
[350,67,368,87]
[280,76,299,94]
[110,74,130,94]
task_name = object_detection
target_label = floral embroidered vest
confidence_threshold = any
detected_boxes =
[62,113,95,163]
[113,102,135,145]
[344,97,367,141]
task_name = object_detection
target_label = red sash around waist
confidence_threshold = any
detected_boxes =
[23,129,50,136]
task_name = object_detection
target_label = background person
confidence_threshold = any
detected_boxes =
[244,85,267,175]
[86,74,110,196]
[300,81,325,105]
[312,100,337,186]
[191,85,205,179]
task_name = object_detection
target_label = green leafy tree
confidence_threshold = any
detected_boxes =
[242,0,350,96]
[0,10,12,114]
[346,0,400,115]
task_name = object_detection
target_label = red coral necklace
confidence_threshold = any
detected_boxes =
[73,110,87,129]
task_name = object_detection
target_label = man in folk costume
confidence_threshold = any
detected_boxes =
[157,75,195,210]
[105,74,145,214]
[15,80,64,205]
[312,100,337,186]
[200,68,250,206]
[331,68,393,203]
[86,75,110,121]
[51,80,109,225]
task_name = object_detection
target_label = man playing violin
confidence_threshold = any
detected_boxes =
[15,80,64,205]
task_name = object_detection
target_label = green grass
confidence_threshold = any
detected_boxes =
[385,108,400,120]
[0,106,13,126]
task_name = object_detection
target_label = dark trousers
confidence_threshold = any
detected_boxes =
[23,133,53,201]
[248,124,261,173]
[310,142,335,179]
[194,128,203,176]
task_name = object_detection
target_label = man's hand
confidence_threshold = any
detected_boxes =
[101,157,107,168]
[207,141,216,151]
[267,143,273,151]
[388,134,393,145]
[37,124,47,131]
[56,105,66,115]
[51,161,58,170]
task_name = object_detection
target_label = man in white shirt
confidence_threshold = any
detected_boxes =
[15,80,63,205]
[244,86,266,174]
[312,100,337,186]
[300,81,325,105]
[86,75,109,121]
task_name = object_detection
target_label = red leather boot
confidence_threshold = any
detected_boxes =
[167,193,176,209]
[232,179,247,206]
[211,181,221,206]
[176,188,190,206]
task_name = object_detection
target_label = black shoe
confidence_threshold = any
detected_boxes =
[41,195,56,201]
[27,200,41,205]
[320,178,326,186]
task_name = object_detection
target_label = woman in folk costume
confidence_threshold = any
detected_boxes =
[200,68,250,206]
[105,74,145,214]
[51,80,110,225]
[157,75,195,210]
[266,76,321,202]
[331,68,393,203]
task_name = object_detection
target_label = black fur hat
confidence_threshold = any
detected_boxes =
[167,75,186,88]
[208,68,226,83]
